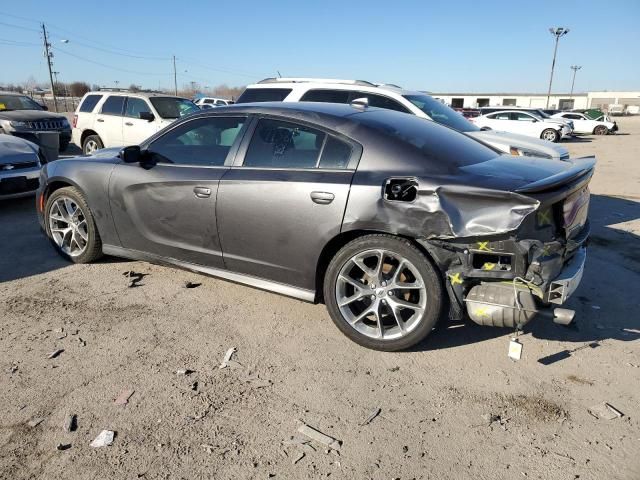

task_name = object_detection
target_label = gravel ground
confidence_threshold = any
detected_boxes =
[1,117,639,480]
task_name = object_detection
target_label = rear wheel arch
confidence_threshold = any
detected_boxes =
[314,229,441,303]
[80,129,99,146]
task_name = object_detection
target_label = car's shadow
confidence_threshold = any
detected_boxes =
[563,136,593,143]
[411,193,640,353]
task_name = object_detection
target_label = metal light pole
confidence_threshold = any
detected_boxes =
[545,27,570,108]
[569,65,582,98]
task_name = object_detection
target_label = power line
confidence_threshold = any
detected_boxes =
[52,47,171,76]
[0,20,42,33]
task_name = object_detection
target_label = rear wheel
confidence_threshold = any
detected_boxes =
[45,186,103,263]
[593,125,608,135]
[324,234,443,351]
[541,128,560,143]
[82,135,103,155]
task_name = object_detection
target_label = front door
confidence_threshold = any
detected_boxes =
[109,115,248,268]
[122,97,159,145]
[217,117,358,290]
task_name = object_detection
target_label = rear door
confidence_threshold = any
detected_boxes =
[109,115,248,268]
[96,95,126,147]
[122,97,158,145]
[216,116,359,290]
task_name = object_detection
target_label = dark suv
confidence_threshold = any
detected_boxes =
[0,92,72,152]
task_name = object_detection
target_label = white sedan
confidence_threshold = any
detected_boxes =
[552,112,617,135]
[471,110,572,143]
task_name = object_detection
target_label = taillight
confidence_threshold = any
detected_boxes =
[72,114,78,128]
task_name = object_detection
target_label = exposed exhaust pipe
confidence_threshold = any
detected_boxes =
[465,283,575,328]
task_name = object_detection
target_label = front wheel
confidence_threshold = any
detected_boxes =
[45,186,103,263]
[593,125,609,135]
[541,128,560,143]
[324,234,443,351]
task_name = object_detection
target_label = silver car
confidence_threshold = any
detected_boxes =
[37,103,592,351]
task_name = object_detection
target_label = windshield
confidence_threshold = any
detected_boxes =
[403,94,478,132]
[149,97,199,119]
[0,94,43,111]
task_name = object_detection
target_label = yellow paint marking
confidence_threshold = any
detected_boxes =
[449,272,463,285]
[475,307,490,319]
[482,262,496,270]
[476,241,491,251]
[537,209,552,226]
[541,245,551,257]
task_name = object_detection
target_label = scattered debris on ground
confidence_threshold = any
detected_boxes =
[588,402,624,420]
[27,418,44,428]
[114,389,135,406]
[292,451,305,464]
[48,349,64,359]
[123,271,147,288]
[56,443,71,451]
[184,281,202,289]
[176,368,193,376]
[63,414,76,433]
[360,407,381,426]
[297,422,342,451]
[219,347,237,369]
[90,430,115,448]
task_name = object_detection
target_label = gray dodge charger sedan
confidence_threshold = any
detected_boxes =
[36,103,592,351]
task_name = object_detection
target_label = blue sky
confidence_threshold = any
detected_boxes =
[1,0,639,93]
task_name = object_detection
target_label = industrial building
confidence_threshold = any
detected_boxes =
[430,90,640,111]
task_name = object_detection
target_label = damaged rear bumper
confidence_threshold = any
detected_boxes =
[464,248,586,328]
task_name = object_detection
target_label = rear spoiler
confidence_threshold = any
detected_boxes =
[515,156,596,193]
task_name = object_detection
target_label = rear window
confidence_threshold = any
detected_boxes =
[358,109,499,169]
[236,88,292,103]
[300,89,350,104]
[78,94,102,113]
[100,96,125,116]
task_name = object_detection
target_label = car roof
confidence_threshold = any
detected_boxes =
[84,90,188,100]
[244,78,424,97]
[0,91,27,96]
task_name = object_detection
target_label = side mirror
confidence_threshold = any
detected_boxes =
[139,111,155,122]
[40,104,49,111]
[120,145,142,163]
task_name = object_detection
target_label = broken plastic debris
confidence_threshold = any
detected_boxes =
[56,443,71,451]
[292,451,305,464]
[360,407,381,426]
[219,347,237,369]
[176,368,193,376]
[48,349,64,359]
[588,402,624,420]
[90,430,115,448]
[184,281,202,289]
[27,418,44,428]
[508,338,523,361]
[114,389,135,406]
[297,422,342,451]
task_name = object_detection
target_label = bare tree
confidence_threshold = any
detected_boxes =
[69,81,91,97]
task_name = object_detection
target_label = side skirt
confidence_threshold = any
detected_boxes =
[102,244,317,303]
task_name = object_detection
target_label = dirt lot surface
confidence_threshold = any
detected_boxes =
[1,118,639,480]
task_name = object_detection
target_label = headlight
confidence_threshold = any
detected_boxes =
[509,146,552,159]
[9,120,29,128]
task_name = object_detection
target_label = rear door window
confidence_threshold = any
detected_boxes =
[100,96,126,116]
[243,119,325,169]
[350,92,410,113]
[236,88,292,103]
[300,89,350,104]
[78,94,103,113]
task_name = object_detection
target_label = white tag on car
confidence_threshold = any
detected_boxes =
[508,338,523,361]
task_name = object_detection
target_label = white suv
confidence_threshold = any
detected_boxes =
[194,97,232,108]
[235,78,570,161]
[72,91,200,154]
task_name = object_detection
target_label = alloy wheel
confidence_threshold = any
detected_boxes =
[84,139,99,154]
[48,196,89,257]
[335,249,427,340]
[542,130,557,142]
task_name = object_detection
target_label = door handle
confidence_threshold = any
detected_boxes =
[125,122,133,126]
[193,186,211,198]
[96,118,104,123]
[310,191,335,205]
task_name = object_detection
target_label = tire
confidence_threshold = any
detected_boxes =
[540,128,560,143]
[82,134,103,155]
[324,234,443,351]
[593,125,608,135]
[44,186,103,264]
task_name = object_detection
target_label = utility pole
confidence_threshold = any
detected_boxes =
[173,55,178,95]
[42,23,58,112]
[546,27,570,109]
[569,65,582,98]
